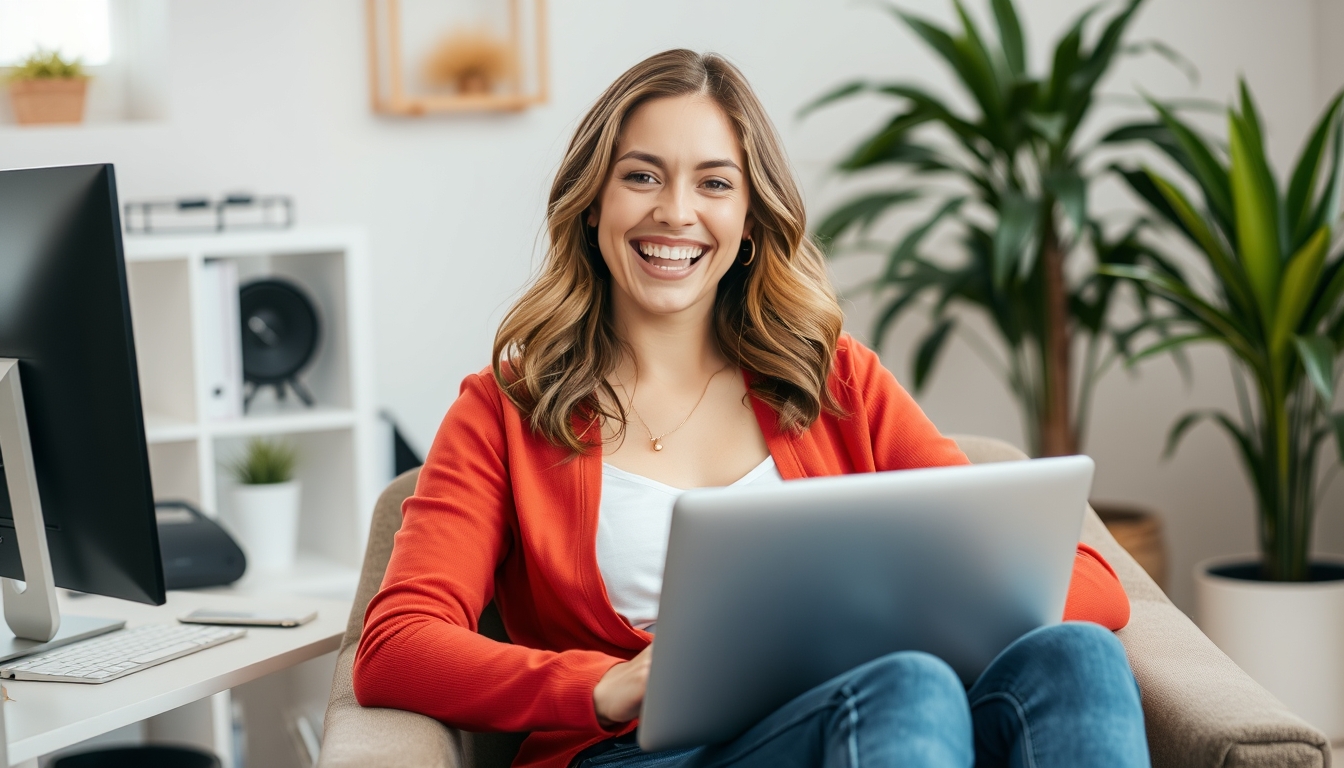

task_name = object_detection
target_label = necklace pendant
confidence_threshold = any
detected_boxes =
[652,439,663,452]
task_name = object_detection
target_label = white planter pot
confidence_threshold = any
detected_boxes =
[1195,555,1344,740]
[228,480,302,571]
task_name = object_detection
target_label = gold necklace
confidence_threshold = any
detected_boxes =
[618,362,732,452]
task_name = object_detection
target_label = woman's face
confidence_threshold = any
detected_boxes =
[590,94,752,321]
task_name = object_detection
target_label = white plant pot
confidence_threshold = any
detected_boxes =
[228,480,301,571]
[1195,555,1344,740]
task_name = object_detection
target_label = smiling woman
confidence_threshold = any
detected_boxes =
[492,50,843,462]
[354,49,1144,768]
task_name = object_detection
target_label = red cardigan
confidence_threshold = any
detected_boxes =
[354,335,1129,768]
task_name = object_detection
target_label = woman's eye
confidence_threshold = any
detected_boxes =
[703,179,732,191]
[625,171,657,184]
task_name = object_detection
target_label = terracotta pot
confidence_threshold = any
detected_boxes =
[1092,501,1167,590]
[1195,556,1344,740]
[8,78,88,126]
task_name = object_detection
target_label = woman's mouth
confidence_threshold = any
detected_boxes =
[632,240,708,275]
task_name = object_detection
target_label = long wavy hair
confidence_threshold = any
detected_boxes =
[493,49,844,452]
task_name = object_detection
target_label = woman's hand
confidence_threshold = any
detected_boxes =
[593,642,653,728]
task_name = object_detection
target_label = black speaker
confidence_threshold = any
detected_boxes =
[239,278,320,409]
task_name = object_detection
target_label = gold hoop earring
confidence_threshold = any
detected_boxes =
[739,238,756,266]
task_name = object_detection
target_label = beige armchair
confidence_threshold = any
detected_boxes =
[319,436,1333,768]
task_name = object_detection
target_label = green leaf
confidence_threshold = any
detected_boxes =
[1122,39,1198,84]
[1146,169,1257,317]
[1163,410,1260,475]
[1099,264,1259,361]
[871,84,990,152]
[1147,97,1235,236]
[1270,226,1330,360]
[837,110,940,169]
[1294,335,1336,403]
[1304,255,1344,331]
[839,135,960,174]
[914,318,956,391]
[894,7,1003,129]
[1163,410,1210,458]
[1127,333,1219,368]
[993,193,1039,287]
[1100,122,1199,179]
[1238,78,1265,154]
[1286,91,1344,247]
[872,276,939,349]
[1074,0,1144,89]
[1044,10,1087,109]
[1044,169,1086,237]
[1027,112,1066,144]
[884,197,966,279]
[1305,115,1344,240]
[990,0,1026,75]
[814,190,921,245]
[798,80,867,117]
[1229,109,1283,320]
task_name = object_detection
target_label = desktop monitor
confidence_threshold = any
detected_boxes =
[0,164,165,622]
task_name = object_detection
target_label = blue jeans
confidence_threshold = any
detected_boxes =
[572,622,1148,768]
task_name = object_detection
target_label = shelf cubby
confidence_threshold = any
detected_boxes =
[122,228,384,585]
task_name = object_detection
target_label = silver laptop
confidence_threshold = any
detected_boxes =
[638,455,1094,752]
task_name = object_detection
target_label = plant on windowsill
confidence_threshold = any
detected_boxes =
[228,438,302,572]
[5,49,90,126]
[1103,81,1344,738]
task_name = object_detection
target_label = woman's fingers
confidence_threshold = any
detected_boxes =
[593,642,654,727]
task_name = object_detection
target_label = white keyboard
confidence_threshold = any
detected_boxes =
[0,623,246,684]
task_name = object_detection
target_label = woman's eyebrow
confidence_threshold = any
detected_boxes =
[614,151,742,173]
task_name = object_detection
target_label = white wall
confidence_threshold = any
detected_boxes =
[0,0,1336,610]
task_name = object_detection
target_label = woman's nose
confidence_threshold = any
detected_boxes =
[653,183,696,227]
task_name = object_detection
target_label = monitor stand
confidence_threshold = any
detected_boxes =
[0,360,124,662]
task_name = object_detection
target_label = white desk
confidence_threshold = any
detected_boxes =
[2,590,348,765]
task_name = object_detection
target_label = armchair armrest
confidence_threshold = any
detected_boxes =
[1081,512,1332,768]
[319,645,463,768]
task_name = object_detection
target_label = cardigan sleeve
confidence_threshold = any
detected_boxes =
[840,336,1130,630]
[353,373,622,733]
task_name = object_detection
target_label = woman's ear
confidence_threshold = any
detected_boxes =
[742,214,755,241]
[586,207,599,228]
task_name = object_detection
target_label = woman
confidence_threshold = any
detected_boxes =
[354,50,1148,768]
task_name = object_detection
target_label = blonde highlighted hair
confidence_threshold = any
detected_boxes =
[493,49,843,452]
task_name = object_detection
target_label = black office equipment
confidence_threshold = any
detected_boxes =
[155,501,246,590]
[0,163,166,656]
[239,278,321,409]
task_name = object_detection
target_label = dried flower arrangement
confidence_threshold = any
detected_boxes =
[423,27,517,95]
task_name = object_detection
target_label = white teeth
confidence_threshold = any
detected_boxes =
[637,242,706,261]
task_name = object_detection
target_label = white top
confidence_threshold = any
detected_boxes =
[596,456,784,630]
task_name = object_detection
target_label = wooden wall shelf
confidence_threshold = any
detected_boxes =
[366,0,549,116]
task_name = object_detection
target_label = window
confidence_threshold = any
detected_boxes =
[0,0,112,67]
[0,0,168,124]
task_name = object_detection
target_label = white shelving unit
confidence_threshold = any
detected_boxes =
[122,227,387,600]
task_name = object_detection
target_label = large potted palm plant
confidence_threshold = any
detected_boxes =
[805,0,1174,458]
[1104,82,1344,738]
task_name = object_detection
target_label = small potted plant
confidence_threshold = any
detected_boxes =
[227,439,301,571]
[6,49,89,126]
[1104,81,1344,739]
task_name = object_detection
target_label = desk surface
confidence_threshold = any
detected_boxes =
[3,590,348,764]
